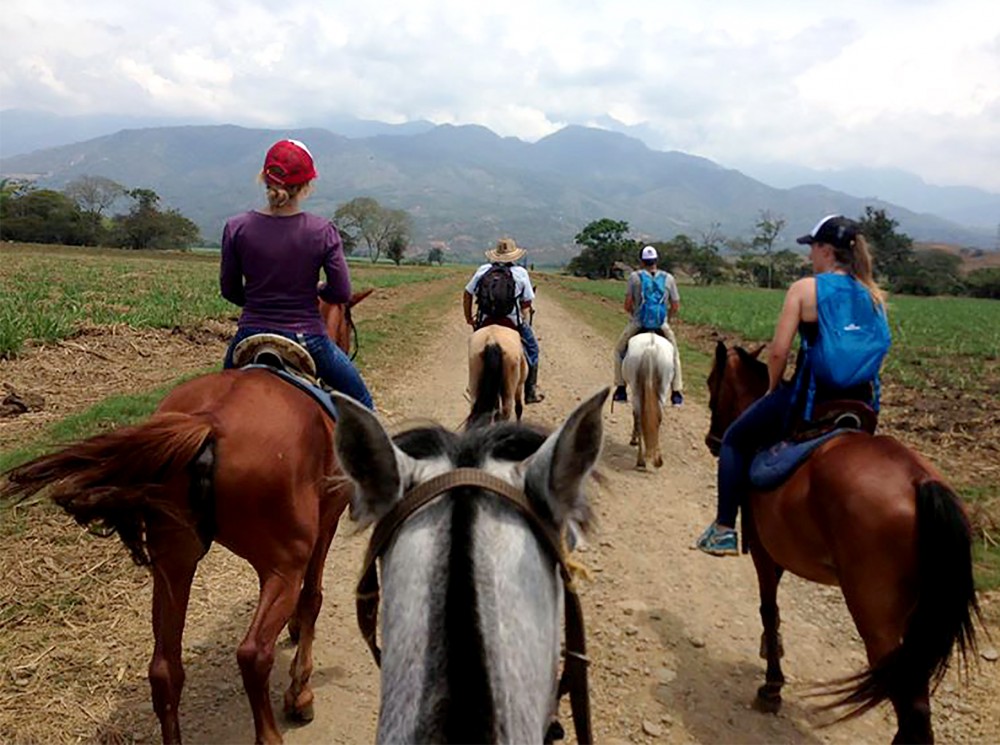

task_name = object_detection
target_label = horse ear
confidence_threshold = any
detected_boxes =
[715,340,728,370]
[523,388,608,533]
[332,393,414,526]
[349,288,375,308]
[750,344,766,358]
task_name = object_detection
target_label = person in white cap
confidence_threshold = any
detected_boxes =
[612,245,684,405]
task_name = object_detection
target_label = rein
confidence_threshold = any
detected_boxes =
[355,468,592,744]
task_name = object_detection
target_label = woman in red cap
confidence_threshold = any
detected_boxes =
[219,139,374,408]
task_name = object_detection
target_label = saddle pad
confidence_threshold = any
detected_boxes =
[749,429,850,491]
[242,365,338,422]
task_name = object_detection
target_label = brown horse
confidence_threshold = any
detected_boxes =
[467,323,528,424]
[0,293,371,745]
[704,341,980,743]
[321,287,374,357]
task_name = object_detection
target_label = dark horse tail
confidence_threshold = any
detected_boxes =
[1,412,214,566]
[823,480,980,719]
[468,342,505,428]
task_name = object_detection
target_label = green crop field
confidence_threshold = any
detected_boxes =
[0,243,463,358]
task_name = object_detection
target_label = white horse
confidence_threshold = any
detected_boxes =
[622,332,675,469]
[333,390,607,743]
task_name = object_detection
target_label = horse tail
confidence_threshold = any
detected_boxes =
[639,350,661,455]
[821,479,980,719]
[468,342,505,427]
[1,412,214,566]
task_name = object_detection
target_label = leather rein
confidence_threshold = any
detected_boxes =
[355,467,593,744]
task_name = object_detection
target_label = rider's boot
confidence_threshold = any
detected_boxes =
[525,365,545,404]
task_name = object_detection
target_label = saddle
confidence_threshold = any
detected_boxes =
[231,334,338,421]
[749,400,877,491]
[637,327,667,338]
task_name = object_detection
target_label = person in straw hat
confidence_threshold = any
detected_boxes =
[463,237,545,403]
[220,138,374,409]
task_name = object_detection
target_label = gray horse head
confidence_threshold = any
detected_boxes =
[334,389,608,743]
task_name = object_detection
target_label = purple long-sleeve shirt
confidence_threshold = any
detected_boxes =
[220,210,351,335]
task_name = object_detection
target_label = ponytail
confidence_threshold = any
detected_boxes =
[260,176,311,211]
[833,234,886,307]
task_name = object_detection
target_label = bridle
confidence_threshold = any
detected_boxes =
[355,468,593,744]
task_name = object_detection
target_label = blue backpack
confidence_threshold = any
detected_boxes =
[637,272,667,329]
[802,273,891,418]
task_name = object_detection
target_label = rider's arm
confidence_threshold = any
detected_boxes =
[668,299,680,323]
[768,279,807,391]
[624,277,636,314]
[318,224,351,304]
[219,221,245,307]
[463,291,475,326]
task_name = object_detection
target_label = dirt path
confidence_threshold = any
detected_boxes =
[4,285,996,743]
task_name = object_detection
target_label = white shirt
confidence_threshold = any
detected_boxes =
[465,263,535,324]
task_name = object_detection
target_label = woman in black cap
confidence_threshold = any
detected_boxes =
[695,215,889,555]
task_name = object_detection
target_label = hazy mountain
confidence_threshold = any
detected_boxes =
[0,109,435,158]
[1,122,993,262]
[737,162,1000,232]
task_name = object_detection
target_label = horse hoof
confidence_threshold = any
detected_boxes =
[753,687,782,714]
[544,719,566,743]
[284,689,315,723]
[653,456,663,468]
[630,437,639,446]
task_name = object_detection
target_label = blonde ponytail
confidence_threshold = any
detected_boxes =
[259,175,311,211]
[833,234,886,307]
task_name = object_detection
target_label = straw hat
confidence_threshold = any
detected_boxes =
[485,237,526,263]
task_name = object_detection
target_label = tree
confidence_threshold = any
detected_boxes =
[655,234,728,285]
[112,188,200,250]
[64,175,125,218]
[334,197,412,263]
[385,232,408,265]
[427,247,445,265]
[892,248,964,296]
[568,218,638,278]
[752,210,787,289]
[859,206,914,286]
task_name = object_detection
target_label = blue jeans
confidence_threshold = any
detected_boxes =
[519,323,539,368]
[224,326,374,410]
[716,383,795,527]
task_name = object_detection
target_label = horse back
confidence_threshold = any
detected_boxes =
[159,369,342,557]
[750,433,926,585]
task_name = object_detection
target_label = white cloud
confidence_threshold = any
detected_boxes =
[2,0,999,191]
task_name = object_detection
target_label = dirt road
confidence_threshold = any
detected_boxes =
[4,286,995,743]
[175,292,995,744]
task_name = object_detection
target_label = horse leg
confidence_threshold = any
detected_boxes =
[147,523,203,744]
[749,542,785,714]
[239,570,305,744]
[839,565,928,743]
[632,408,645,468]
[284,511,344,723]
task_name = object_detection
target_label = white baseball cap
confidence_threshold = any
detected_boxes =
[640,245,657,261]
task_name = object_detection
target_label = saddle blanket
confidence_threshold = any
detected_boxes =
[749,429,851,491]
[242,364,339,422]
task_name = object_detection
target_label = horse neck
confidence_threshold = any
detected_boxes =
[377,495,560,743]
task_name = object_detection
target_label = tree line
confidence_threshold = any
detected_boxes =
[567,208,1000,299]
[1,177,200,250]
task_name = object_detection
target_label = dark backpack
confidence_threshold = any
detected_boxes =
[476,263,519,320]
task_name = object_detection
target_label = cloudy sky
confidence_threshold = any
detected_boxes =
[3,0,999,191]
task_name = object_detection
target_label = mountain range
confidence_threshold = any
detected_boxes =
[1,109,996,263]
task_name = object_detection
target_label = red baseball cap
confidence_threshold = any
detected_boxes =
[262,139,317,186]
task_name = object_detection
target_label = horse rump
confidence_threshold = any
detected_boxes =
[468,342,505,427]
[813,479,980,721]
[0,412,214,565]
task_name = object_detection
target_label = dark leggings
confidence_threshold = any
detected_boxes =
[716,384,795,526]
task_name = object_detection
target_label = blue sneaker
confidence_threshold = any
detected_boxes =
[670,391,684,407]
[695,522,738,556]
[612,385,628,403]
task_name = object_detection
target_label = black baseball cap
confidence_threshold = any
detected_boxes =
[796,214,859,250]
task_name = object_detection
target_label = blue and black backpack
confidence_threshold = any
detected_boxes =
[800,273,892,419]
[637,272,667,330]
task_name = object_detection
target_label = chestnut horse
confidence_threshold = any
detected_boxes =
[705,341,979,743]
[1,291,372,745]
[467,324,527,425]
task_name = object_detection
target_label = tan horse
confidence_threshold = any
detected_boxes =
[467,324,528,424]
